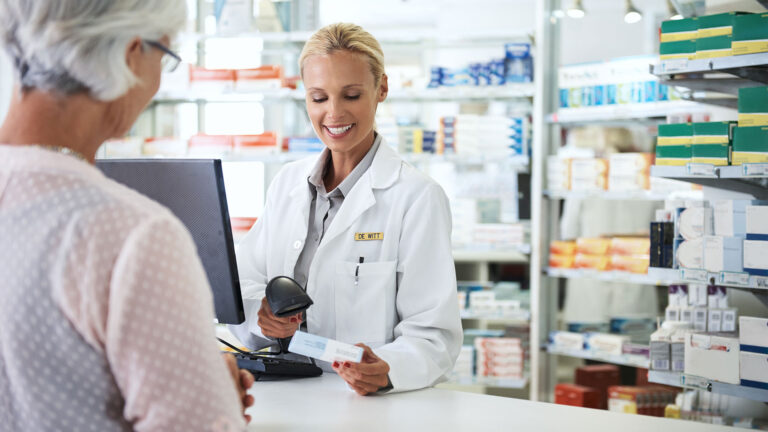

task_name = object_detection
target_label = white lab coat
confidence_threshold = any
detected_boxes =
[230,141,462,392]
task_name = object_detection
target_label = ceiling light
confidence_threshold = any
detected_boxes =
[567,0,585,19]
[624,0,642,24]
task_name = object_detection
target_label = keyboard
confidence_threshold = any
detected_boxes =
[234,353,323,379]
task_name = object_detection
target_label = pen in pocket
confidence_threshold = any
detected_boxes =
[355,256,364,286]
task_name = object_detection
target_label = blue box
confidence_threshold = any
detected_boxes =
[606,84,618,104]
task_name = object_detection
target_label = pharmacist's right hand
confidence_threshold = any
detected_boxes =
[257,297,301,338]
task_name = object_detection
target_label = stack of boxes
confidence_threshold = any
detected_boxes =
[659,12,768,60]
[548,237,650,275]
[655,123,693,166]
[575,365,620,409]
[548,153,656,195]
[739,316,768,390]
[608,386,678,416]
[733,86,768,164]
[436,115,530,158]
[474,337,524,380]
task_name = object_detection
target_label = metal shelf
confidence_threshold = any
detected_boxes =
[648,267,768,293]
[547,101,703,125]
[650,164,768,200]
[441,375,529,389]
[648,371,768,403]
[547,268,679,286]
[453,247,531,263]
[460,310,531,324]
[544,190,671,201]
[547,345,649,369]
[652,53,768,96]
[153,85,534,104]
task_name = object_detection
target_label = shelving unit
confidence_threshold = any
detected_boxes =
[547,346,649,369]
[652,53,768,97]
[547,101,704,125]
[547,267,680,286]
[544,190,672,201]
[648,371,768,404]
[441,375,529,390]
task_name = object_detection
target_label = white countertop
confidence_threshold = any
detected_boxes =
[246,373,736,431]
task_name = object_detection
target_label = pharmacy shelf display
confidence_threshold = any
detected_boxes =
[544,190,672,201]
[547,267,681,286]
[648,371,768,404]
[547,101,704,126]
[648,267,768,293]
[442,375,529,389]
[651,164,768,200]
[652,52,768,96]
[546,345,650,369]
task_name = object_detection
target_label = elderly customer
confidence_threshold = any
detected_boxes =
[0,1,253,430]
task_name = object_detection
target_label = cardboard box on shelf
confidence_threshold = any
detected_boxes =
[608,153,651,191]
[655,145,692,166]
[575,365,620,410]
[733,13,768,55]
[555,384,602,409]
[744,239,768,276]
[695,35,733,59]
[570,158,608,191]
[703,236,743,273]
[698,12,750,38]
[684,332,740,384]
[714,200,768,237]
[660,40,697,60]
[740,351,768,389]
[739,316,768,349]
[661,17,699,42]
[737,87,768,127]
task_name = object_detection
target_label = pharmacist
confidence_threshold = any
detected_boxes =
[230,23,462,395]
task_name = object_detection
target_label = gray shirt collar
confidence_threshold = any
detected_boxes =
[307,133,381,198]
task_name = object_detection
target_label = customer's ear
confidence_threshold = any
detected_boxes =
[124,37,144,74]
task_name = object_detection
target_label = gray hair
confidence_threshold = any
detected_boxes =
[0,0,187,101]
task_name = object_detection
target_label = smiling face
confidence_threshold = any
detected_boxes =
[302,49,387,157]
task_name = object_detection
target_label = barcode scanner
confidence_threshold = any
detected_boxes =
[265,276,313,354]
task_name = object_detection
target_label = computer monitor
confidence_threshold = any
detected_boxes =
[96,159,245,324]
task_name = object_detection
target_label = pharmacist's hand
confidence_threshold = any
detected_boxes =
[223,353,255,423]
[257,297,301,338]
[333,344,391,396]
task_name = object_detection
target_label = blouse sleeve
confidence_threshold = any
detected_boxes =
[104,217,245,431]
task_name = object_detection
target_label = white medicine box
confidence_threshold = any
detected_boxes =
[739,316,768,349]
[684,332,740,384]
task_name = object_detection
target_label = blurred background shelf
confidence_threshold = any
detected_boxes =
[648,371,768,404]
[547,345,649,369]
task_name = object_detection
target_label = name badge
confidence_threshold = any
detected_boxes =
[354,232,383,241]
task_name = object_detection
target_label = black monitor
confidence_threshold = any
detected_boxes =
[96,159,245,324]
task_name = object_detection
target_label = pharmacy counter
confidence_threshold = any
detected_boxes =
[246,374,735,431]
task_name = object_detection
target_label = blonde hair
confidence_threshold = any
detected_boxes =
[299,23,385,86]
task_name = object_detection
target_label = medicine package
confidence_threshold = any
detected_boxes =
[288,331,364,363]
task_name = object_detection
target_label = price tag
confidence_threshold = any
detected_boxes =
[661,59,689,73]
[743,163,768,177]
[683,374,710,391]
[719,271,750,286]
[681,268,709,282]
[754,276,768,288]
[687,163,716,177]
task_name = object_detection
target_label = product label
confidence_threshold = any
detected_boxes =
[681,268,709,282]
[742,163,768,176]
[687,163,716,176]
[683,374,710,390]
[754,276,768,288]
[288,331,364,363]
[719,271,750,286]
[659,58,689,72]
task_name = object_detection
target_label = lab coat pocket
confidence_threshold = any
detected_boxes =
[334,260,396,345]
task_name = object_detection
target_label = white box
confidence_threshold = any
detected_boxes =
[746,205,768,236]
[684,333,740,384]
[586,333,631,356]
[722,308,737,332]
[666,306,680,322]
[693,308,708,332]
[703,236,743,273]
[740,351,768,386]
[680,308,693,324]
[676,207,713,240]
[713,200,767,237]
[743,240,768,275]
[550,331,585,351]
[707,309,723,332]
[739,316,768,348]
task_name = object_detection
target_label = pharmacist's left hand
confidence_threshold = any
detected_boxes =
[332,343,390,395]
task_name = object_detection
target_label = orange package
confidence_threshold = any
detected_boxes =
[550,240,577,256]
[574,254,610,271]
[609,237,651,256]
[549,254,575,269]
[609,255,650,274]
[576,238,611,255]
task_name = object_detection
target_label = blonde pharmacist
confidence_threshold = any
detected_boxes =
[231,23,462,395]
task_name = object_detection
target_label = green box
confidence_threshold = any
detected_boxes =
[656,144,692,166]
[738,86,768,127]
[692,121,736,144]
[661,18,699,42]
[732,126,768,165]
[695,35,733,58]
[733,13,768,55]
[658,123,694,146]
[692,144,730,165]
[660,40,697,60]
[698,12,750,38]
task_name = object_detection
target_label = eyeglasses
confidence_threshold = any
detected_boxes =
[144,40,182,73]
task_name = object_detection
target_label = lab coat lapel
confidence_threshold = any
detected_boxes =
[319,174,375,248]
[285,178,312,275]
